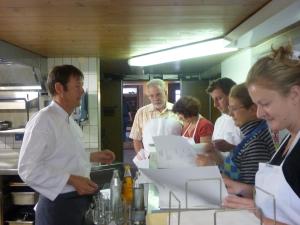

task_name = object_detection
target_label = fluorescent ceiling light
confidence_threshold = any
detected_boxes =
[128,38,238,67]
[0,85,42,91]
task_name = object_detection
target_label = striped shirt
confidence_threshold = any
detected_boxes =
[129,102,177,141]
[234,120,275,184]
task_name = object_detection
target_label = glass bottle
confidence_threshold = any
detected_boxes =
[132,171,146,225]
[122,164,133,204]
[92,191,106,225]
[110,169,123,224]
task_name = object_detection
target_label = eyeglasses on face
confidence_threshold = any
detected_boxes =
[228,105,245,113]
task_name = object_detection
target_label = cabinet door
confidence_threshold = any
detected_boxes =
[181,80,220,123]
[100,80,123,161]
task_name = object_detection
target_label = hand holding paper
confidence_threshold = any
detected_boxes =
[140,166,228,209]
[133,148,150,168]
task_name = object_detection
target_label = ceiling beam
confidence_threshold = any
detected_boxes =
[227,0,300,48]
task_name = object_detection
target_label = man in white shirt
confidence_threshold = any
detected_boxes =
[18,65,115,225]
[206,77,242,153]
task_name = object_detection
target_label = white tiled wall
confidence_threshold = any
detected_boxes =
[0,110,38,151]
[0,57,101,152]
[48,57,101,150]
[0,133,23,151]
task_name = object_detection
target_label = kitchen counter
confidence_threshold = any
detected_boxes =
[0,162,124,176]
[0,169,18,175]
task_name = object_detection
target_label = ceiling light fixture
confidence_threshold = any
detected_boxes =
[0,85,42,91]
[128,38,238,67]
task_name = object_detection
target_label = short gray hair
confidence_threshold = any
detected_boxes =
[146,79,167,91]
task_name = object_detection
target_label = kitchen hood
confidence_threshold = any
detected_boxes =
[0,63,44,90]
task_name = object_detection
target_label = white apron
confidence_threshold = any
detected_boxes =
[255,131,300,225]
[182,116,201,145]
[142,117,182,154]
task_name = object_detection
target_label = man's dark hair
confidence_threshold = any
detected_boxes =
[206,77,236,96]
[47,65,83,97]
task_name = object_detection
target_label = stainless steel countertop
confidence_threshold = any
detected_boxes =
[0,168,18,175]
[0,163,123,175]
[0,162,124,176]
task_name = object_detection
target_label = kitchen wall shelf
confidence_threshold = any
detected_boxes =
[0,129,24,134]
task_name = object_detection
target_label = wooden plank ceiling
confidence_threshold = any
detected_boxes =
[0,0,270,60]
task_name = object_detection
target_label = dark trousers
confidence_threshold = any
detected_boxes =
[35,191,92,225]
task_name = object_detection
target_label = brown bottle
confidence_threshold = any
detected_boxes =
[122,164,133,204]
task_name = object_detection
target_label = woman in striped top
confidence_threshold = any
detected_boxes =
[222,83,275,187]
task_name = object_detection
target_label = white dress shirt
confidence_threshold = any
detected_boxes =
[212,113,242,145]
[18,101,91,201]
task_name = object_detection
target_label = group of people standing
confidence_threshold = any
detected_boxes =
[130,44,300,225]
[17,44,300,225]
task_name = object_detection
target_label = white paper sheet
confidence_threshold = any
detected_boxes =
[132,156,149,169]
[192,142,209,154]
[143,118,182,154]
[133,156,149,169]
[140,166,228,209]
[132,148,150,168]
[152,135,198,168]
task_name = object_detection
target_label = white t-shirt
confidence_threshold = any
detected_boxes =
[212,113,242,145]
[18,101,91,201]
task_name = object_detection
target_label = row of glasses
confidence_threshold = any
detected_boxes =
[90,189,128,225]
[89,190,112,225]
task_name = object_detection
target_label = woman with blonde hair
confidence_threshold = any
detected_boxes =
[224,45,300,225]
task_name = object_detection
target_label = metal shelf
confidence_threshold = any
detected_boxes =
[0,98,29,121]
[0,128,25,134]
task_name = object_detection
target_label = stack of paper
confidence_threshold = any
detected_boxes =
[139,166,228,209]
[152,135,198,168]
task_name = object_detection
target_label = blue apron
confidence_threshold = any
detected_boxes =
[221,120,268,180]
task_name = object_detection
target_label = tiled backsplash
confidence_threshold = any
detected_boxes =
[0,132,97,152]
[0,133,23,151]
[0,57,101,152]
[48,57,100,150]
